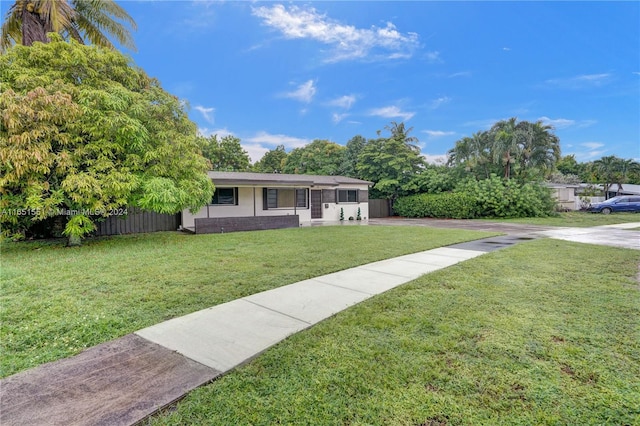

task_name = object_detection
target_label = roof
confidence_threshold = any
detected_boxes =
[578,183,640,196]
[207,171,372,187]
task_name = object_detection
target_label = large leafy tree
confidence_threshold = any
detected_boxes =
[282,139,346,175]
[340,135,367,178]
[199,134,251,172]
[0,36,213,244]
[252,145,288,173]
[357,122,425,211]
[1,0,136,52]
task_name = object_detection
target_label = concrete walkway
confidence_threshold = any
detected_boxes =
[0,243,490,425]
[2,222,639,425]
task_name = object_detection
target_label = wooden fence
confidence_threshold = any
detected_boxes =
[93,208,180,236]
[368,199,390,218]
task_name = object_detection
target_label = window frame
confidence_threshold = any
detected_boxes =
[336,189,359,204]
[263,188,309,210]
[211,187,238,206]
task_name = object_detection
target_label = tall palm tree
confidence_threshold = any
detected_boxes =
[594,156,620,199]
[595,156,640,197]
[517,120,561,180]
[448,132,487,173]
[1,0,136,52]
[490,117,521,179]
[382,121,420,151]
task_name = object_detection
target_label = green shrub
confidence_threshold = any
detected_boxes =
[394,192,479,219]
[456,175,556,218]
[395,176,556,219]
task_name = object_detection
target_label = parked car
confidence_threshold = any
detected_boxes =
[587,196,640,214]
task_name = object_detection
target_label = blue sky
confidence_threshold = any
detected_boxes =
[120,1,639,164]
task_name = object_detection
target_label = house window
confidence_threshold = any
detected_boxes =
[263,188,308,209]
[337,189,358,203]
[211,187,238,205]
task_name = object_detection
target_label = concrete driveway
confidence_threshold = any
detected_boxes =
[369,217,640,250]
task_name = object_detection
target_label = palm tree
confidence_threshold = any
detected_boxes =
[595,157,640,197]
[490,117,521,179]
[1,0,136,52]
[517,120,561,180]
[382,121,420,151]
[594,156,622,199]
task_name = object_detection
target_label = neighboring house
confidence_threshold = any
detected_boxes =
[602,183,640,198]
[546,183,581,211]
[547,183,640,211]
[182,172,372,234]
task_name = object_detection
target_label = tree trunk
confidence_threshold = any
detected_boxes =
[67,234,82,247]
[21,8,49,46]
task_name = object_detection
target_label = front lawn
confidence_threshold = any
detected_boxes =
[484,211,640,227]
[148,238,640,425]
[0,225,494,377]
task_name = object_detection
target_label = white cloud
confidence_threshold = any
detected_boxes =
[502,47,511,51]
[197,127,232,138]
[425,51,442,63]
[332,113,349,123]
[368,105,415,121]
[242,143,271,164]
[544,73,611,89]
[430,96,451,109]
[538,116,597,129]
[423,130,455,138]
[283,80,317,103]
[538,116,576,129]
[252,4,420,62]
[194,105,215,123]
[563,142,607,162]
[582,142,605,150]
[327,94,356,109]
[448,71,471,78]
[245,131,311,150]
[422,154,448,165]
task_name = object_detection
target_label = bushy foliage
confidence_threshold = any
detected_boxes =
[282,139,345,175]
[409,166,457,194]
[357,123,425,204]
[394,192,479,219]
[456,175,556,218]
[395,175,556,219]
[199,134,251,172]
[0,37,213,244]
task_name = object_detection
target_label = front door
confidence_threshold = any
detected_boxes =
[311,190,322,219]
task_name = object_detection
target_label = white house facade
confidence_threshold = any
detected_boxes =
[182,172,372,233]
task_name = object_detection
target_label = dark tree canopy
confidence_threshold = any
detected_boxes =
[252,145,288,173]
[357,123,425,208]
[199,134,251,172]
[340,135,367,178]
[282,139,346,175]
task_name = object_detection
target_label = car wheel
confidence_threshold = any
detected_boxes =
[601,207,612,215]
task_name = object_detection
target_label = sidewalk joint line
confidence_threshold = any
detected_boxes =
[241,299,313,326]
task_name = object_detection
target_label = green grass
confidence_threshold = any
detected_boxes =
[0,225,494,378]
[482,211,640,227]
[147,239,640,425]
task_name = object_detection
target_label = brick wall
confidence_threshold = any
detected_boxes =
[194,215,299,234]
